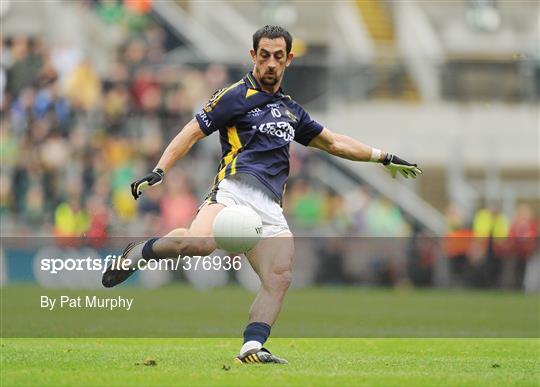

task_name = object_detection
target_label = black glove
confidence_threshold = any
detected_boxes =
[382,154,422,179]
[131,168,165,200]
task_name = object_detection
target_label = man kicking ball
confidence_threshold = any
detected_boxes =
[102,25,422,364]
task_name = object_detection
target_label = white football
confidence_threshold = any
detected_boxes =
[213,205,263,252]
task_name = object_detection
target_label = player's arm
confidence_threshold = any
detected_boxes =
[308,127,422,178]
[155,118,206,172]
[131,118,206,199]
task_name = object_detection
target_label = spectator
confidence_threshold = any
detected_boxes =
[54,197,89,237]
[96,0,125,26]
[407,227,437,286]
[159,169,198,232]
[65,59,102,111]
[22,184,45,226]
[344,186,371,234]
[321,189,353,235]
[465,206,509,287]
[86,194,110,245]
[473,207,509,238]
[287,180,324,230]
[506,204,539,287]
[365,197,410,237]
[6,36,41,97]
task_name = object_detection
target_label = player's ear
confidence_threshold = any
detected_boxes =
[286,52,294,67]
[250,49,257,64]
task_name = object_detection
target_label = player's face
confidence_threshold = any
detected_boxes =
[250,38,293,89]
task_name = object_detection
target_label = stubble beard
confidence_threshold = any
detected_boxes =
[260,71,281,87]
[254,65,283,88]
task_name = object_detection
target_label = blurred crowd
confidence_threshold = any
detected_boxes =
[441,204,539,288]
[0,8,411,240]
[401,203,539,290]
[1,1,226,238]
[1,28,212,238]
[1,1,538,291]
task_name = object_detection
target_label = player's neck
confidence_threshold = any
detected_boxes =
[261,83,281,95]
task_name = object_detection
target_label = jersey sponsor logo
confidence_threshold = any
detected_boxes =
[252,121,295,142]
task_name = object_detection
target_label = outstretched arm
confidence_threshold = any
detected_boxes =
[308,127,422,178]
[156,118,206,172]
[308,127,383,162]
[131,118,206,199]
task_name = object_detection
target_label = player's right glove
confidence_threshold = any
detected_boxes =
[130,168,165,200]
[382,154,422,179]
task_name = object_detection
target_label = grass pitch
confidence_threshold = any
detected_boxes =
[1,338,538,386]
[1,285,539,386]
[2,285,538,337]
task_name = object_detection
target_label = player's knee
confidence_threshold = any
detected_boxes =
[263,266,292,293]
[163,230,215,255]
[276,270,292,291]
[164,228,188,238]
[182,233,216,256]
[194,238,216,256]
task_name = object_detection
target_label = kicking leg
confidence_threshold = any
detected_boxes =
[151,202,225,258]
[102,203,224,287]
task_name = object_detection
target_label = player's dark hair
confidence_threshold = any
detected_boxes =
[253,25,293,54]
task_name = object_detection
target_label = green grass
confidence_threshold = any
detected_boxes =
[1,286,539,385]
[1,338,538,386]
[1,285,538,337]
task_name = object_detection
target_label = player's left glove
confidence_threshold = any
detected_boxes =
[130,168,165,200]
[382,154,422,179]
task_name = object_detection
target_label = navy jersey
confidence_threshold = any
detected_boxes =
[195,72,323,203]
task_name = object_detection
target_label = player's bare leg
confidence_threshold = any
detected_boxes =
[234,232,293,364]
[246,232,294,325]
[152,203,225,257]
[102,203,224,287]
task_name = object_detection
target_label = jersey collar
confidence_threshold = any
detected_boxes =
[244,71,285,97]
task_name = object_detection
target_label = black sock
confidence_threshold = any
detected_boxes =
[142,238,159,261]
[243,322,271,345]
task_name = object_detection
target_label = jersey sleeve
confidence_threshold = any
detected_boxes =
[294,106,324,146]
[195,86,241,136]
